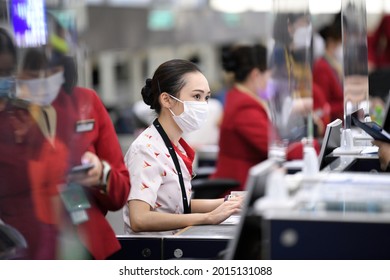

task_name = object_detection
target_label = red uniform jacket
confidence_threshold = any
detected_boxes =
[313,57,344,122]
[211,86,320,192]
[211,86,270,191]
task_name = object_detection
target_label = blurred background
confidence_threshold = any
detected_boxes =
[2,0,390,235]
[1,0,388,146]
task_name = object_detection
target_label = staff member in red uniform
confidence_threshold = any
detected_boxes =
[9,17,130,259]
[0,27,47,260]
[211,45,271,191]
[313,14,344,122]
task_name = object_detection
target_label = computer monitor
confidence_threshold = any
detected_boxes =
[224,158,279,260]
[318,118,342,170]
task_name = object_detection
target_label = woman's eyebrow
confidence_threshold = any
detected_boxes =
[192,89,211,94]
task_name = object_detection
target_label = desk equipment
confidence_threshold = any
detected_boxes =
[351,108,390,143]
[111,224,237,260]
[318,118,342,170]
[256,172,390,259]
[225,159,280,259]
[163,225,236,259]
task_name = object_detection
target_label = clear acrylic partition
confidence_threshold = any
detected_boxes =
[267,0,314,162]
[342,0,369,128]
[0,0,91,259]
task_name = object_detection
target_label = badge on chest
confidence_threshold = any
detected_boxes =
[75,119,95,133]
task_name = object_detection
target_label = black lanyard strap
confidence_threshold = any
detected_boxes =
[153,119,191,214]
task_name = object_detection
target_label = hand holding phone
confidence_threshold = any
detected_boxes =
[351,109,390,143]
[69,163,94,174]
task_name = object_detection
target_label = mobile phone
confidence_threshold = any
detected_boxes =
[351,109,390,143]
[69,163,94,174]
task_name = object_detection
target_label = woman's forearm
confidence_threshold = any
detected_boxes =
[190,198,224,213]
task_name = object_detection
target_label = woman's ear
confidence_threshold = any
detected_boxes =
[159,92,172,109]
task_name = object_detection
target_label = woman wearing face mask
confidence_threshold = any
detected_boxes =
[313,13,344,122]
[210,44,271,191]
[11,44,130,259]
[123,59,242,235]
[0,27,43,260]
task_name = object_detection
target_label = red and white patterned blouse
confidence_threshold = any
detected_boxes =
[123,124,194,235]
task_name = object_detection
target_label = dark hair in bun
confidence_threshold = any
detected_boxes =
[141,59,201,114]
[141,78,153,107]
[319,13,342,43]
[222,44,267,82]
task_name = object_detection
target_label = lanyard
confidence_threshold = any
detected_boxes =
[153,119,191,214]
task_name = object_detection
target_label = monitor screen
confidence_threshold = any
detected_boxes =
[10,0,47,48]
[225,159,279,260]
[318,118,342,170]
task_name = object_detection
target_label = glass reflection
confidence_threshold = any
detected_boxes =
[268,0,314,161]
[342,0,369,127]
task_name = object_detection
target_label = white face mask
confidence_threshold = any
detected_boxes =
[168,95,209,133]
[334,44,343,62]
[293,25,312,49]
[16,71,64,106]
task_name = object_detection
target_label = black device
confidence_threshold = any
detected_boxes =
[69,163,94,174]
[225,159,279,260]
[351,108,390,143]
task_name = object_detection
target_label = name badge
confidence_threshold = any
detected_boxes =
[76,119,95,133]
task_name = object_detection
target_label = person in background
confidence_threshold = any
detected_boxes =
[313,13,344,122]
[15,44,130,259]
[210,44,271,191]
[0,27,43,260]
[0,13,130,259]
[123,59,242,235]
[268,12,323,160]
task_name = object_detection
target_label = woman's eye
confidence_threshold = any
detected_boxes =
[205,95,210,102]
[194,94,201,100]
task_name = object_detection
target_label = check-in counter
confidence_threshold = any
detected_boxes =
[254,170,390,259]
[163,224,236,259]
[110,219,238,260]
[109,235,163,260]
[323,153,382,173]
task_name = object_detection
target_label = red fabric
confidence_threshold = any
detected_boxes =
[368,15,390,68]
[64,87,129,260]
[173,138,195,177]
[0,104,54,259]
[313,82,331,136]
[211,87,270,191]
[210,86,322,193]
[313,57,344,122]
[286,140,320,161]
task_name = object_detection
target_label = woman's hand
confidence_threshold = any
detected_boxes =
[67,151,103,187]
[9,109,33,143]
[207,196,243,225]
[373,140,390,171]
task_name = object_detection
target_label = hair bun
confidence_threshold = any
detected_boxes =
[141,78,153,107]
[222,48,237,72]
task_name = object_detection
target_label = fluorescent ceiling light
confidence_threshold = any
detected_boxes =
[366,0,383,13]
[309,0,341,14]
[107,0,151,7]
[209,0,272,13]
[384,0,390,12]
[209,0,248,13]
